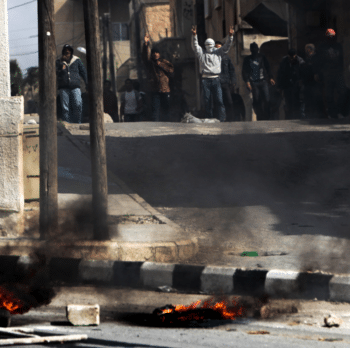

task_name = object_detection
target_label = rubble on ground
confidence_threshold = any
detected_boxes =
[181,113,220,124]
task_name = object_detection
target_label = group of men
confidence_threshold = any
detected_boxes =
[244,28,348,120]
[55,27,347,123]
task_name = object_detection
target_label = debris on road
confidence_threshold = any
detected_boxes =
[0,327,87,346]
[247,330,270,335]
[260,303,298,319]
[324,314,343,327]
[157,286,177,293]
[67,304,100,326]
[181,113,220,124]
[318,337,343,342]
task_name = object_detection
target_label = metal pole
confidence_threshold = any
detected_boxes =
[38,0,58,240]
[83,0,109,240]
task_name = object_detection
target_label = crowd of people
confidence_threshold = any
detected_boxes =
[55,27,348,123]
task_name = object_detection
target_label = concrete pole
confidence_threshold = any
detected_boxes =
[0,0,11,97]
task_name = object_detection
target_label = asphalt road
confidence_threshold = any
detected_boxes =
[7,286,350,348]
[67,120,350,274]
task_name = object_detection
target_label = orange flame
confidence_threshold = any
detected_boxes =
[0,286,25,315]
[160,298,246,322]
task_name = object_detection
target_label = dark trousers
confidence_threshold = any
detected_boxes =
[152,92,170,122]
[304,82,324,119]
[202,78,226,121]
[323,71,347,118]
[251,80,271,121]
[221,83,235,121]
[283,84,305,120]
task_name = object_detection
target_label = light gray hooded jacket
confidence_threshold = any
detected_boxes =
[192,35,234,77]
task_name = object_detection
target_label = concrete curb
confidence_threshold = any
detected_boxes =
[1,255,348,302]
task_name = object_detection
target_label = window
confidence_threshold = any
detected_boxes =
[112,23,129,41]
[204,0,211,19]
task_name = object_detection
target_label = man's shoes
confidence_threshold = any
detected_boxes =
[337,113,345,119]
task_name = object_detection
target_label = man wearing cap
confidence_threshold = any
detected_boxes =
[56,44,88,123]
[142,34,174,122]
[314,29,347,119]
[191,25,235,122]
[242,42,275,121]
[277,48,305,119]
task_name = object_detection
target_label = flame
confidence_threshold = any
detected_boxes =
[0,286,25,315]
[160,298,246,322]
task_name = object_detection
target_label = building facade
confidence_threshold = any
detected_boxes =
[54,0,131,91]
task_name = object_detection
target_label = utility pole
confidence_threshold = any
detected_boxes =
[83,0,109,240]
[102,15,108,82]
[106,9,116,95]
[38,0,58,240]
[132,0,142,81]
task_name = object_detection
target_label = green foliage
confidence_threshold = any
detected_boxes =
[23,66,39,89]
[10,59,24,96]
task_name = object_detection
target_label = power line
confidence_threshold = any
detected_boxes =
[10,36,38,42]
[10,43,38,49]
[8,0,36,11]
[9,26,37,33]
[10,51,38,56]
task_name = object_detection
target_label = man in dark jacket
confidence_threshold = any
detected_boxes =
[242,42,275,121]
[142,34,174,122]
[215,41,237,121]
[56,44,88,123]
[301,44,324,118]
[314,29,347,119]
[277,48,305,120]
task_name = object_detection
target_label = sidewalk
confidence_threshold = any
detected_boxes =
[0,116,197,262]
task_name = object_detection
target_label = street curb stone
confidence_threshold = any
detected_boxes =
[1,255,349,302]
[329,276,350,302]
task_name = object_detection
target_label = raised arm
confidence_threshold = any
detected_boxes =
[142,34,151,63]
[191,25,203,59]
[216,26,235,55]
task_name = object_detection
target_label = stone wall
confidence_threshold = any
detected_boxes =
[0,97,24,236]
[139,3,172,43]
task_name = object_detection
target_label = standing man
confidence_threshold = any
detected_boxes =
[120,79,143,122]
[314,29,347,119]
[277,49,305,120]
[302,44,324,119]
[56,44,88,123]
[215,41,237,121]
[191,25,235,122]
[142,35,174,122]
[242,42,275,121]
